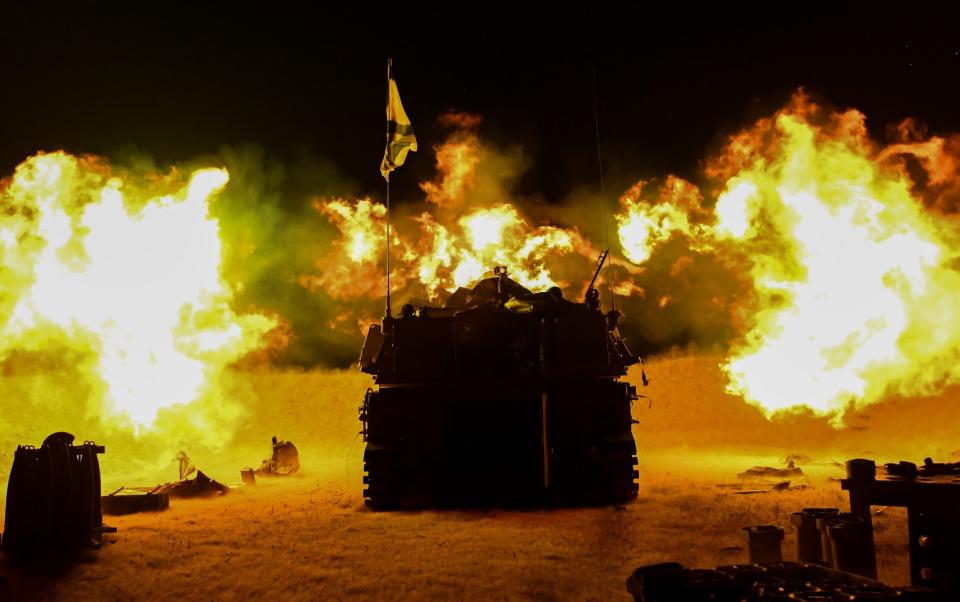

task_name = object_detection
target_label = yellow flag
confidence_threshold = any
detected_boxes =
[380,76,418,179]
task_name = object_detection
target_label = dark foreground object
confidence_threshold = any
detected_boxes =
[742,525,784,564]
[359,268,642,508]
[101,487,170,516]
[842,457,960,596]
[627,561,938,601]
[162,470,230,498]
[2,432,115,559]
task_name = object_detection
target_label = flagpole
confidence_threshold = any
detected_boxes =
[384,57,393,320]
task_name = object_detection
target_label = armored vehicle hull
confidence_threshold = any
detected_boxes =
[359,272,642,508]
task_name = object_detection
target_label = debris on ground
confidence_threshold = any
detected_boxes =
[781,453,843,467]
[720,459,814,493]
[737,460,805,480]
[718,480,805,494]
[732,481,790,494]
[161,471,230,498]
[102,487,170,516]
[101,458,230,515]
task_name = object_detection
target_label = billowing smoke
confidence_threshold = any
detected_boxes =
[201,144,367,367]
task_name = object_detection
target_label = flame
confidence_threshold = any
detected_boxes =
[453,204,579,291]
[313,199,582,301]
[322,198,386,263]
[0,152,274,430]
[309,125,593,303]
[615,92,960,421]
[421,113,484,208]
[715,100,959,418]
[615,176,710,264]
[879,117,960,213]
[420,135,480,207]
[309,92,960,424]
[300,198,393,300]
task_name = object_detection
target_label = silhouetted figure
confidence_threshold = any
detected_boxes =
[257,435,300,476]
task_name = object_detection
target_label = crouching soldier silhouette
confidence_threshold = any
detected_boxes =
[256,435,300,476]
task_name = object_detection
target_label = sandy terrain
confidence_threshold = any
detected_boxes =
[1,353,955,600]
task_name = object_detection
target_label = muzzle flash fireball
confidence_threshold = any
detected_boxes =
[0,152,274,436]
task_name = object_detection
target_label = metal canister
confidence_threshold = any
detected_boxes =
[743,525,785,564]
[625,562,686,602]
[790,508,839,564]
[845,458,877,480]
[816,512,859,569]
[827,518,873,578]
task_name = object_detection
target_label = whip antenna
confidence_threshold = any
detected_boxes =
[593,68,615,311]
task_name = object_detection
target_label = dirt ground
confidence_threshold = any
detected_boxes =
[1,353,954,600]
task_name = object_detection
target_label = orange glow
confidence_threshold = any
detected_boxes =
[0,152,274,431]
[615,92,960,421]
[420,134,480,207]
[311,91,960,424]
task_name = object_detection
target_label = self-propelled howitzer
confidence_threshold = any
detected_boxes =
[358,262,642,508]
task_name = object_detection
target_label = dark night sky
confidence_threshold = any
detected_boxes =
[2,4,959,204]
